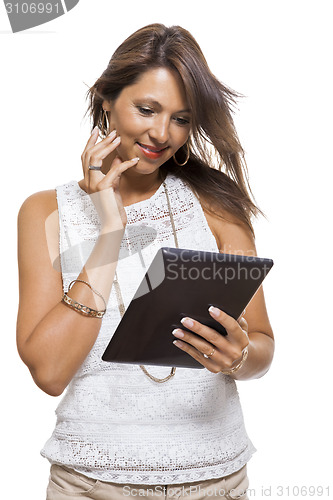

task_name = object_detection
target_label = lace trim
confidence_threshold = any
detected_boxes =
[43,444,256,485]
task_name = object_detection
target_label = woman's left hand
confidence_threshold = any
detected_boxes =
[172,306,249,374]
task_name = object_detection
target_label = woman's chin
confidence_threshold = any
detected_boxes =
[130,161,161,176]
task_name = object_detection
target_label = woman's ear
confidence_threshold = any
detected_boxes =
[102,100,112,112]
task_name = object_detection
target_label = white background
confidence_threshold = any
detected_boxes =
[1,0,332,498]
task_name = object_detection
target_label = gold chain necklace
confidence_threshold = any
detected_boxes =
[113,180,177,383]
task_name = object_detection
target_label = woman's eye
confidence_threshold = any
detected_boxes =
[175,117,190,126]
[138,107,154,116]
[136,107,190,125]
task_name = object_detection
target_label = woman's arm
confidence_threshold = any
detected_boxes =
[17,129,139,397]
[212,210,274,380]
[16,190,124,397]
[172,207,274,381]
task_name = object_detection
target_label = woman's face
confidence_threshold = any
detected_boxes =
[103,67,191,176]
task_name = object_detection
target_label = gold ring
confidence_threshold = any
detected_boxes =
[203,348,215,359]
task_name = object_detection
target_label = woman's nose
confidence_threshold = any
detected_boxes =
[149,117,170,144]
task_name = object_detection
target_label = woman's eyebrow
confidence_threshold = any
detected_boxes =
[135,97,191,114]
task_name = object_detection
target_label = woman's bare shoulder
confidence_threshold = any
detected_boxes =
[18,189,58,220]
[198,195,256,255]
[18,190,59,259]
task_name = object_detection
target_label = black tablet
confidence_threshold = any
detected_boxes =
[102,247,274,369]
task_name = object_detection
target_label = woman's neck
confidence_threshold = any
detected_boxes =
[118,168,164,206]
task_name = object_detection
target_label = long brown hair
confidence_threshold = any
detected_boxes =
[85,24,264,236]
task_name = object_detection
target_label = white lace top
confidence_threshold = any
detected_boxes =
[40,172,256,484]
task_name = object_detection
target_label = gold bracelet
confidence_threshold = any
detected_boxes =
[61,293,105,318]
[68,279,107,310]
[220,346,249,375]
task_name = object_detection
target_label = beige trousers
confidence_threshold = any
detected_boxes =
[46,463,249,499]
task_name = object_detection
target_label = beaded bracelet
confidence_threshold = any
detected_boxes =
[61,279,107,318]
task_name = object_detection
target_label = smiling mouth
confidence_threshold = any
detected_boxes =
[136,142,168,153]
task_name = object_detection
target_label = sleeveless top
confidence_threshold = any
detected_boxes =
[40,172,256,485]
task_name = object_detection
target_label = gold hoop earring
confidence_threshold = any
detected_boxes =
[102,108,109,136]
[173,141,190,166]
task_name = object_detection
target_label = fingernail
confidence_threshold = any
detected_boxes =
[172,328,184,338]
[92,126,98,134]
[208,306,219,317]
[108,129,116,136]
[173,340,183,347]
[181,317,194,328]
[131,157,140,162]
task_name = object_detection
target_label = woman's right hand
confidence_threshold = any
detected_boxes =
[81,127,140,230]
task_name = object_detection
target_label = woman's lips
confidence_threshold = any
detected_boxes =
[136,142,168,160]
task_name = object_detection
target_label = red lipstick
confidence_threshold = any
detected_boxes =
[136,142,168,160]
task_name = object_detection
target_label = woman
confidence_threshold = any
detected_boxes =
[17,24,274,499]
